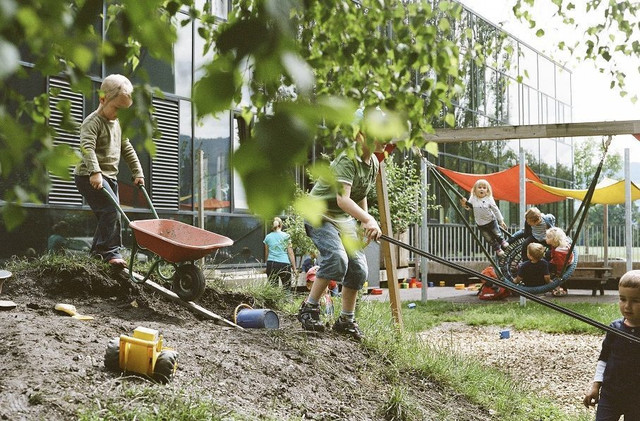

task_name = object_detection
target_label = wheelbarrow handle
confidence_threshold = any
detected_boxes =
[137,184,159,219]
[102,187,132,227]
[102,184,159,224]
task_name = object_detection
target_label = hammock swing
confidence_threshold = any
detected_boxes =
[426,135,611,295]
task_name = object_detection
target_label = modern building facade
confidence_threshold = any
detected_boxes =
[0,1,572,268]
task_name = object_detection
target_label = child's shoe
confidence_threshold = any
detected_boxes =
[297,301,325,332]
[332,316,364,341]
[501,240,509,249]
[496,249,505,257]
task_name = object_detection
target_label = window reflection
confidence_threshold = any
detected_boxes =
[175,16,193,98]
[194,112,231,213]
[179,100,193,211]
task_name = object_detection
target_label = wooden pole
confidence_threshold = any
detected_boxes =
[376,161,403,328]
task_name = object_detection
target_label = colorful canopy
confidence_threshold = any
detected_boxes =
[436,165,566,204]
[528,178,640,204]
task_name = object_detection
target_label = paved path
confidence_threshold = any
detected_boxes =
[362,285,620,305]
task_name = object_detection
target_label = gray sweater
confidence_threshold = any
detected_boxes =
[74,110,143,180]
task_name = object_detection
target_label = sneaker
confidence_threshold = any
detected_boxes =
[332,317,364,341]
[297,301,325,332]
[501,240,509,249]
[496,249,505,257]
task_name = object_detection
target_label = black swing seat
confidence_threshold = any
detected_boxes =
[496,229,579,295]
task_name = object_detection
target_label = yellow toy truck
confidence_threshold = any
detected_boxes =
[104,326,177,383]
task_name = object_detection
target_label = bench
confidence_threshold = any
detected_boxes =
[565,263,612,296]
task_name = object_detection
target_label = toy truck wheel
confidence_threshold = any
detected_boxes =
[153,350,178,384]
[172,264,206,301]
[104,337,120,372]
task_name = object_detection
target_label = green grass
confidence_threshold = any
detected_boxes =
[389,300,619,335]
[356,299,612,421]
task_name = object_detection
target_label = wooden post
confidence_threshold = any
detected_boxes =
[376,161,403,328]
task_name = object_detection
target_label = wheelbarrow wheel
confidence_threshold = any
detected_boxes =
[156,261,176,282]
[104,337,121,372]
[172,264,206,301]
[153,350,178,384]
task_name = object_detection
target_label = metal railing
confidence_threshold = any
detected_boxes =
[423,223,640,263]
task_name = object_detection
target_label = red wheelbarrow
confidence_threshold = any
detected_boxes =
[103,186,233,301]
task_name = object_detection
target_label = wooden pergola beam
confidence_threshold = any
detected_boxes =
[423,120,640,143]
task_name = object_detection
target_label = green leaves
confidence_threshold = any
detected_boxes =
[193,58,239,117]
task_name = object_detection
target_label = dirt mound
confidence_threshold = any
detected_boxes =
[0,260,492,420]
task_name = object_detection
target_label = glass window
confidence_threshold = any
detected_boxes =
[556,66,572,105]
[212,0,229,19]
[194,22,215,83]
[527,87,539,125]
[519,44,538,88]
[540,137,556,170]
[485,67,497,120]
[194,111,231,213]
[521,138,540,172]
[538,56,555,97]
[506,78,520,125]
[175,16,193,98]
[179,100,193,211]
[205,215,263,265]
[474,63,486,114]
[556,142,573,181]
[232,116,248,210]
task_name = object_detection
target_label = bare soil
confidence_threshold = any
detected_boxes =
[0,261,496,421]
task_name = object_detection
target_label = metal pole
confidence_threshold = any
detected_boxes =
[199,149,205,267]
[420,156,429,302]
[520,148,526,307]
[625,149,632,271]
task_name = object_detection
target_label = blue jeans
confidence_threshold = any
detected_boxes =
[304,220,368,290]
[75,175,123,262]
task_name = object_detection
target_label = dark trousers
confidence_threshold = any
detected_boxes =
[596,386,640,420]
[478,220,504,252]
[266,261,293,289]
[75,175,123,262]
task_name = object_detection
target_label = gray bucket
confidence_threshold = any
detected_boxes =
[236,309,280,329]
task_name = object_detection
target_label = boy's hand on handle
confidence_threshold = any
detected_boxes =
[583,383,601,408]
[90,172,103,190]
[362,216,381,242]
[460,198,469,210]
[499,221,507,229]
[134,177,145,186]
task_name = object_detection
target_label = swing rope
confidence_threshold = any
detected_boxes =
[422,157,506,278]
[380,233,640,345]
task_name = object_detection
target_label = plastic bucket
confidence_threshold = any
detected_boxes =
[236,309,280,329]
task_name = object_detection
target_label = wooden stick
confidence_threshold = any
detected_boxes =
[128,270,244,329]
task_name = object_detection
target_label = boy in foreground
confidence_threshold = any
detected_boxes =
[297,110,382,341]
[583,270,640,420]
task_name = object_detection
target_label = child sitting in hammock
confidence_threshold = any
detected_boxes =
[545,227,573,297]
[460,179,509,257]
[514,243,551,287]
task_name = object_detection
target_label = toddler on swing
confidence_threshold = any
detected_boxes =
[461,179,509,257]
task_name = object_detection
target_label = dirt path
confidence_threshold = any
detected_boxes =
[0,264,494,420]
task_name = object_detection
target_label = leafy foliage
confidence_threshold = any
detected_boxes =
[368,157,437,234]
[513,0,640,103]
[2,0,639,229]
